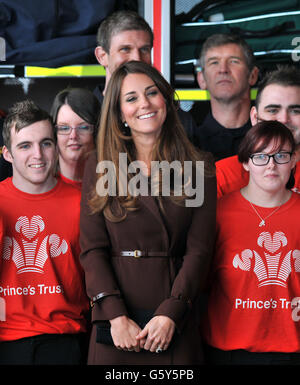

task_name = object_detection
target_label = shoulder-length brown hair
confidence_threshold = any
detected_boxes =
[89,60,214,221]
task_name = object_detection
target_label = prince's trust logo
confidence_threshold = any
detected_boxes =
[233,231,300,287]
[2,215,68,274]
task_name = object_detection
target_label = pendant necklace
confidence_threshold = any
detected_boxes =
[248,201,282,227]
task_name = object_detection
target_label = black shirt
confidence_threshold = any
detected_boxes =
[194,112,251,161]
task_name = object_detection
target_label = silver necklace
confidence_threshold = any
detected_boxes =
[249,201,282,227]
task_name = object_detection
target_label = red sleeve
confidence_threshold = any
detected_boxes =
[216,155,249,198]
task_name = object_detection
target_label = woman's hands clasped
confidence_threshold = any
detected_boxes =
[110,315,142,352]
[136,315,175,353]
[110,315,175,353]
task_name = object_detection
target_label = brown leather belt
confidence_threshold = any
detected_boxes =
[118,250,168,258]
[91,291,119,305]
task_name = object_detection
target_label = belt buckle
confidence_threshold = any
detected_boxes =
[134,250,141,258]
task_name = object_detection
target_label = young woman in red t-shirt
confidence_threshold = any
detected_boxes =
[203,120,300,365]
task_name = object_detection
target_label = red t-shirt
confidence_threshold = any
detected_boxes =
[216,155,300,198]
[58,172,82,190]
[0,216,4,322]
[0,178,89,341]
[203,191,300,352]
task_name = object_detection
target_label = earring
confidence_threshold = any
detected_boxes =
[122,121,130,136]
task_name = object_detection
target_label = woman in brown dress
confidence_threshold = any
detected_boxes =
[79,61,216,365]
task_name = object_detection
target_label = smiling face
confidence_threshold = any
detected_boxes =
[250,84,300,145]
[56,104,95,164]
[95,30,152,81]
[243,138,296,195]
[3,120,57,193]
[197,43,258,103]
[120,73,167,140]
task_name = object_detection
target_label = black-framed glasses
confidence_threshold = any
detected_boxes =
[249,152,293,166]
[55,124,94,135]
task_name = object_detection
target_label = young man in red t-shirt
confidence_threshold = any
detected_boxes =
[0,100,89,364]
[216,66,300,198]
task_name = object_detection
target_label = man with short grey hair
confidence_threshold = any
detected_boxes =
[195,33,259,160]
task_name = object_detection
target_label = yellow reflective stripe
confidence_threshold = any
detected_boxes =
[24,65,106,77]
[175,88,257,101]
[175,89,210,101]
[250,88,257,100]
[22,66,258,101]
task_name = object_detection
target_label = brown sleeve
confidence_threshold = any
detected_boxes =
[154,172,217,330]
[79,151,128,322]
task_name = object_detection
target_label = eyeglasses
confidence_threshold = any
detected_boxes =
[249,152,293,166]
[55,124,94,135]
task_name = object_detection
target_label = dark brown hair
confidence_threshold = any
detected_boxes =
[3,100,53,150]
[89,61,214,221]
[255,65,300,109]
[50,87,101,143]
[238,120,296,189]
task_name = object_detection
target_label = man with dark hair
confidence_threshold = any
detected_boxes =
[250,65,300,145]
[0,100,89,364]
[195,33,259,160]
[94,10,198,144]
[216,65,300,198]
